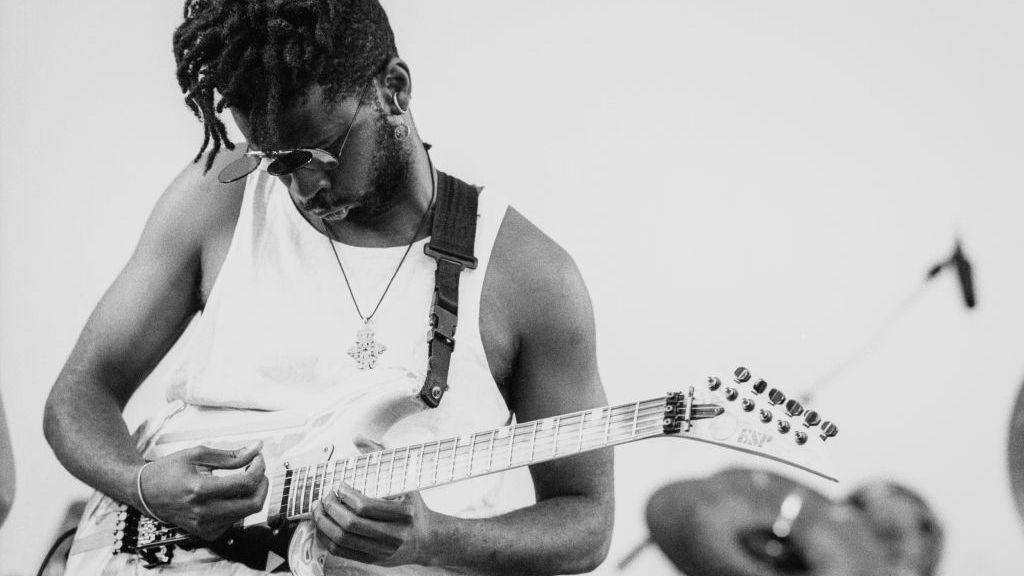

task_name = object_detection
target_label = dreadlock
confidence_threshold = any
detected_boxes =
[172,0,398,171]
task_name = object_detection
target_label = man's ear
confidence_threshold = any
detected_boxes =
[382,56,411,114]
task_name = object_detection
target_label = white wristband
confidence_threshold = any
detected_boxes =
[136,461,167,524]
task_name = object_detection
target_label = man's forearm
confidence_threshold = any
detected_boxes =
[425,493,613,576]
[43,376,145,510]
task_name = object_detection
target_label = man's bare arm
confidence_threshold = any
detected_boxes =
[43,156,266,539]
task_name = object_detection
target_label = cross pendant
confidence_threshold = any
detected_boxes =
[348,322,387,370]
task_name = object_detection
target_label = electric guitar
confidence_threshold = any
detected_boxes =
[65,367,838,575]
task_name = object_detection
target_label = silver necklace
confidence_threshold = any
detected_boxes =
[328,161,436,370]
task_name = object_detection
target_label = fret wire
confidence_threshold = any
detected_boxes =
[357,454,368,494]
[576,411,586,452]
[552,416,561,457]
[307,463,320,513]
[630,400,641,437]
[603,406,613,445]
[431,440,441,486]
[507,424,517,469]
[486,429,497,473]
[414,444,425,491]
[373,452,384,498]
[529,420,539,463]
[400,446,411,493]
[384,449,396,496]
[467,434,477,477]
[298,465,310,516]
[449,437,460,482]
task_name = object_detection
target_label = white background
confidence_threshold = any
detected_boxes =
[2,1,1023,574]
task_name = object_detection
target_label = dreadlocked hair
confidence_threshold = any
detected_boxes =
[172,0,398,172]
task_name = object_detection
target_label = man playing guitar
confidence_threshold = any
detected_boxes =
[43,1,613,573]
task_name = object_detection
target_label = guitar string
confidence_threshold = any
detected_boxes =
[276,412,671,513]
[271,404,668,489]
[276,411,669,511]
[266,400,667,485]
[133,416,675,547]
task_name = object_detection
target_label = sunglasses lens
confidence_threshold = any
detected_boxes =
[218,155,261,184]
[267,150,314,176]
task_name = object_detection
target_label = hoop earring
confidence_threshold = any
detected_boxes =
[392,92,408,114]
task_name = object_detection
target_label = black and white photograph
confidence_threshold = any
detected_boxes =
[1,1,1022,575]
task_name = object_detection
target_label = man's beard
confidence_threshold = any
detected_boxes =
[345,115,414,223]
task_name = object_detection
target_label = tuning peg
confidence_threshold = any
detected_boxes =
[707,376,722,390]
[777,420,791,434]
[784,399,804,417]
[724,387,738,401]
[803,410,821,428]
[741,398,755,412]
[759,409,773,423]
[751,379,768,394]
[794,431,808,445]
[733,367,751,383]
[819,421,838,441]
[767,388,786,406]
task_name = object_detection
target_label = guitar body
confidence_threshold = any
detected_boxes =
[67,369,428,576]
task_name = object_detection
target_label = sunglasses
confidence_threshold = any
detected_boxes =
[217,82,371,184]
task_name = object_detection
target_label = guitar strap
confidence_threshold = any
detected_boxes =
[419,170,479,408]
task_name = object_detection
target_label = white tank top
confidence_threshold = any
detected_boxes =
[164,170,523,553]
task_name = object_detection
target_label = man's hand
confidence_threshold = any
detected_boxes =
[312,483,438,567]
[139,442,268,541]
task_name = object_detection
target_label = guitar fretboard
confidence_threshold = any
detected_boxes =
[279,397,668,520]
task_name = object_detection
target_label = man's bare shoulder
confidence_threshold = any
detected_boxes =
[487,208,592,337]
[159,147,249,240]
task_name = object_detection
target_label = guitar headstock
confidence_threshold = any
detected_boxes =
[662,367,838,482]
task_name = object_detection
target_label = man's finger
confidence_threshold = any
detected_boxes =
[204,475,270,520]
[201,454,267,499]
[333,484,413,523]
[313,502,394,559]
[188,441,263,469]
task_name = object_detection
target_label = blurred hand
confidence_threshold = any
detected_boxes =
[139,442,268,541]
[312,483,437,567]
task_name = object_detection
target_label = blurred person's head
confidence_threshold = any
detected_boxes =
[847,482,943,576]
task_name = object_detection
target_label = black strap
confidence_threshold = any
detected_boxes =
[420,171,479,408]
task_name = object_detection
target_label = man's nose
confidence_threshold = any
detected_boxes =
[289,169,331,202]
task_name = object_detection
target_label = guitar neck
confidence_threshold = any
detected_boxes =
[277,397,669,521]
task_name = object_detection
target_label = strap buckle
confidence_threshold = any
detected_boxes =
[423,245,478,270]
